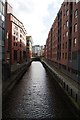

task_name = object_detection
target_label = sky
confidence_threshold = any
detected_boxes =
[7,0,64,46]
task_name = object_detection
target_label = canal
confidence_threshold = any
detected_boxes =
[3,62,75,119]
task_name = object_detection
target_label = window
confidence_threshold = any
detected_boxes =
[0,46,2,53]
[2,4,5,15]
[65,53,67,59]
[63,34,65,39]
[67,2,68,5]
[14,50,17,60]
[63,43,64,49]
[2,28,5,45]
[23,51,26,59]
[20,51,22,60]
[0,51,2,59]
[20,34,22,38]
[75,0,79,4]
[14,42,15,46]
[73,38,77,47]
[2,0,5,3]
[15,26,18,30]
[27,42,29,46]
[66,21,68,27]
[74,24,77,32]
[0,2,2,13]
[16,37,18,41]
[74,10,78,18]
[20,29,22,33]
[0,19,2,27]
[64,4,66,11]
[68,67,70,72]
[62,53,64,59]
[66,10,69,16]
[2,14,5,21]
[64,24,65,29]
[65,42,67,48]
[14,36,15,40]
[2,21,5,28]
[0,27,2,40]
[16,32,18,36]
[72,52,77,60]
[66,31,68,37]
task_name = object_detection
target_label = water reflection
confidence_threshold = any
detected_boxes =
[3,62,75,118]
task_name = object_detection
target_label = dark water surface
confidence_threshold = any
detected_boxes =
[3,62,75,119]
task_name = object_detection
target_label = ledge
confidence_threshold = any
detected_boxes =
[2,61,31,101]
[41,59,80,118]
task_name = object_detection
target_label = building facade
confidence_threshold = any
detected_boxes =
[32,45,43,57]
[0,0,5,81]
[52,16,58,66]
[0,0,5,118]
[5,2,27,64]
[44,1,80,83]
[0,0,5,61]
[26,36,32,59]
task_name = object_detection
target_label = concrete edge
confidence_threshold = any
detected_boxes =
[2,61,31,102]
[41,60,80,118]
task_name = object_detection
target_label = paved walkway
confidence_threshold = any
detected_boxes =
[42,59,80,108]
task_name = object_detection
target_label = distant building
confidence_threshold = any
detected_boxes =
[5,2,27,64]
[26,36,32,59]
[32,45,44,57]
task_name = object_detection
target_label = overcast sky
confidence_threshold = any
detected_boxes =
[7,0,64,45]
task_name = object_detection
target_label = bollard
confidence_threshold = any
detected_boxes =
[71,88,72,96]
[76,94,77,102]
[64,82,65,88]
[62,80,63,86]
[67,85,68,92]
[61,81,63,85]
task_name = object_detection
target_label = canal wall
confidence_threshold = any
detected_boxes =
[3,61,31,101]
[41,60,80,118]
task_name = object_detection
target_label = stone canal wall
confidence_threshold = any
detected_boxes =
[41,60,80,118]
[2,58,80,118]
[3,61,31,101]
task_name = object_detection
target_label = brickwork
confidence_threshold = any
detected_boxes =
[5,2,27,64]
[44,1,80,83]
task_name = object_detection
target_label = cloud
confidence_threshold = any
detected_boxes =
[7,0,63,45]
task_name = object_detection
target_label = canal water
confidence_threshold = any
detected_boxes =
[3,62,75,119]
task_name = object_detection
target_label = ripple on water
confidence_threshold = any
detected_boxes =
[3,62,75,119]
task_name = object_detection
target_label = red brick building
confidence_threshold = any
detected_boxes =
[52,17,58,65]
[5,2,27,64]
[44,1,80,83]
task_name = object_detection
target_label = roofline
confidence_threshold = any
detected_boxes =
[7,13,23,24]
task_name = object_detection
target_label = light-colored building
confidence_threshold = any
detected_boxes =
[32,45,44,57]
[26,36,32,59]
